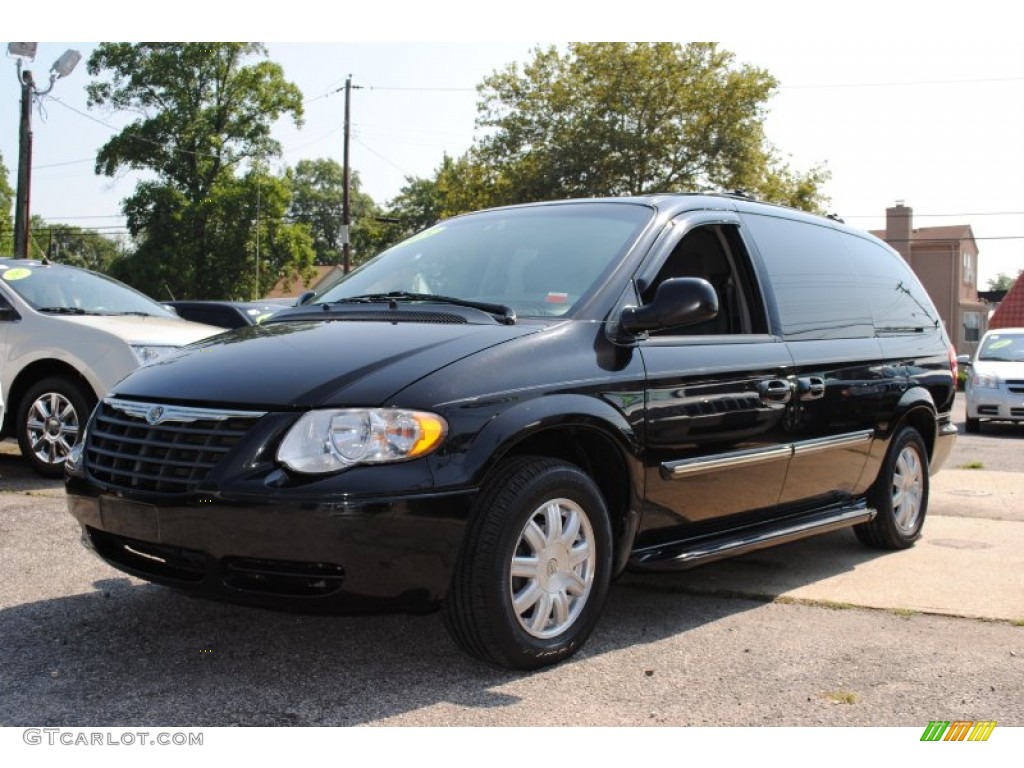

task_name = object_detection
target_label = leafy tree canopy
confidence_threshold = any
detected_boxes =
[288,159,386,268]
[30,216,124,271]
[0,151,14,254]
[87,43,314,299]
[986,271,1020,292]
[425,42,828,214]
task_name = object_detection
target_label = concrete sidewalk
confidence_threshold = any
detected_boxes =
[623,469,1024,623]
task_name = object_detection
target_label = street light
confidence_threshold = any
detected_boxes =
[7,43,81,258]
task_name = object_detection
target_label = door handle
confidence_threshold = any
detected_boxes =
[797,376,826,401]
[758,379,793,404]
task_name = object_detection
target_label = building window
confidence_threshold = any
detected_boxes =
[963,250,975,285]
[964,311,981,343]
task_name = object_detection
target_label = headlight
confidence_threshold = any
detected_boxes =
[971,373,1000,389]
[130,345,179,365]
[277,408,448,474]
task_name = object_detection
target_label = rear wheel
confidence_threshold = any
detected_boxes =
[16,376,94,478]
[855,426,929,549]
[443,456,612,670]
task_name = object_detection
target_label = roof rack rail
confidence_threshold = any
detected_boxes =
[700,188,757,201]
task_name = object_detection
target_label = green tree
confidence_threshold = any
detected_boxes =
[30,217,124,271]
[109,167,315,300]
[0,151,14,254]
[287,159,385,267]
[384,154,495,241]
[86,42,313,298]
[455,43,828,212]
[987,271,1020,292]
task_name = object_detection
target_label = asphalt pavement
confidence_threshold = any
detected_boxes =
[0,395,1021,729]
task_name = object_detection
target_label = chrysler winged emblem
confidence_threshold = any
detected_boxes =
[145,405,165,425]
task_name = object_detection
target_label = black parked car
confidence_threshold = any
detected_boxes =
[66,194,957,669]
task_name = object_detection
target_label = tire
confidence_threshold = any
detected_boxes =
[443,456,613,670]
[965,416,980,434]
[855,426,929,550]
[16,376,94,479]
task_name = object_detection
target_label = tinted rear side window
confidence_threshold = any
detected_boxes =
[742,213,874,340]
[838,233,941,334]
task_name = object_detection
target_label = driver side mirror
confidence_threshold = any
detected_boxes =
[619,277,719,334]
[956,354,972,368]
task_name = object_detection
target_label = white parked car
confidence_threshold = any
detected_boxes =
[0,259,221,476]
[962,327,1024,433]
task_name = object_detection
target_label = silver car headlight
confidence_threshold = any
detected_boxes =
[970,373,1000,389]
[277,408,448,474]
[130,344,179,365]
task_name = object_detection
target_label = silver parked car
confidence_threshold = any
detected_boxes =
[962,327,1024,433]
[0,259,221,476]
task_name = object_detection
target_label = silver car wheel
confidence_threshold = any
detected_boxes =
[509,497,596,640]
[25,391,80,468]
[891,443,924,535]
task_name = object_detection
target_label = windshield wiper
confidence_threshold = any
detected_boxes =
[335,292,517,325]
[37,306,89,315]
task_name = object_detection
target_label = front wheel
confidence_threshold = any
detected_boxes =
[965,416,980,433]
[855,426,929,549]
[16,376,94,478]
[443,456,613,670]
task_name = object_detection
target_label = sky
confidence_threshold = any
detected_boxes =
[5,4,1024,762]
[4,2,1023,289]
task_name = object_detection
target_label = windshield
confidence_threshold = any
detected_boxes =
[314,202,653,317]
[978,331,1024,362]
[0,262,176,317]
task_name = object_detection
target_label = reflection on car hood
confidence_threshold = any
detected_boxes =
[59,314,223,345]
[111,318,544,408]
[972,360,1024,379]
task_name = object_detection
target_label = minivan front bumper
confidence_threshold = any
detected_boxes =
[66,481,476,613]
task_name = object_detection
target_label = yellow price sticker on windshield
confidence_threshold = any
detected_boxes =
[1,268,31,281]
[989,339,1013,350]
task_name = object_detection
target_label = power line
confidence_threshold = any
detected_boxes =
[843,211,1024,219]
[32,157,94,170]
[780,75,1024,90]
[363,85,476,93]
[48,96,230,162]
[352,135,413,177]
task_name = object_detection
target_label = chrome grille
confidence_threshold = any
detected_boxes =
[85,398,265,495]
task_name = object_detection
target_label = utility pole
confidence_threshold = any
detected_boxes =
[8,45,81,259]
[14,67,35,258]
[342,74,352,274]
[255,167,261,300]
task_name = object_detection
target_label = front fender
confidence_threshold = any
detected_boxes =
[436,392,643,488]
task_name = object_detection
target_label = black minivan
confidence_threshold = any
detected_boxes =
[66,194,958,669]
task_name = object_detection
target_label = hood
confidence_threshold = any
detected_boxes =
[111,318,543,408]
[59,314,222,345]
[972,360,1024,379]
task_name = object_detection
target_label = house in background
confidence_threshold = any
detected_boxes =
[871,202,989,355]
[264,264,345,301]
